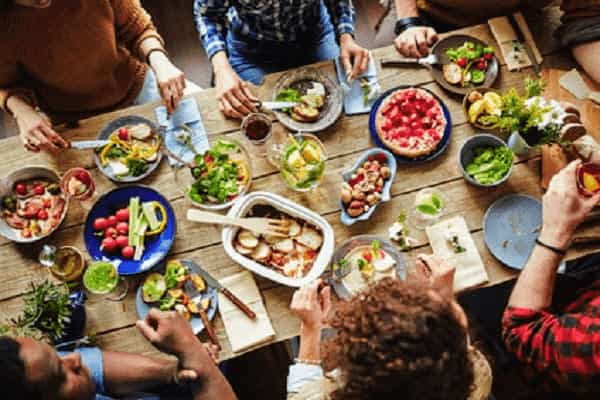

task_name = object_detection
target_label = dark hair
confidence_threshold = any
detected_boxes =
[0,336,36,399]
[324,278,474,400]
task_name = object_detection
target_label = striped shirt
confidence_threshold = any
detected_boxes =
[193,0,356,59]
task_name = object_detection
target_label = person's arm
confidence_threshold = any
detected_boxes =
[393,0,438,58]
[136,309,237,400]
[1,59,67,153]
[572,41,600,85]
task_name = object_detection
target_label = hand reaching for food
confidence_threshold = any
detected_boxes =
[290,278,331,332]
[213,54,258,119]
[149,51,186,114]
[413,254,456,300]
[10,99,68,153]
[394,26,438,58]
[339,33,370,82]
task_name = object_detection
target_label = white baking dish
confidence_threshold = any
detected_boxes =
[222,191,335,287]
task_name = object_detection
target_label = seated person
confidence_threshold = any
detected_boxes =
[0,0,188,154]
[286,255,492,400]
[193,0,369,119]
[0,309,237,400]
[502,160,600,395]
[391,0,600,84]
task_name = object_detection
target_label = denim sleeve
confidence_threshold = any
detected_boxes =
[323,0,356,37]
[57,347,105,394]
[193,0,230,59]
[287,363,324,395]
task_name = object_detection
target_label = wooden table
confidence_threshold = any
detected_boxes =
[1,21,599,361]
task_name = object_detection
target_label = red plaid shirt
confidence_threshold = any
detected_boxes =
[502,279,600,394]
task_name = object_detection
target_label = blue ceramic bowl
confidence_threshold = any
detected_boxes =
[458,134,513,187]
[368,86,452,164]
[84,186,176,275]
[340,148,397,226]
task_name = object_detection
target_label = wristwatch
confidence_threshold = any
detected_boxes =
[394,17,426,36]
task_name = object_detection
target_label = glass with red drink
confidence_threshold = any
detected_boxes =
[577,163,600,196]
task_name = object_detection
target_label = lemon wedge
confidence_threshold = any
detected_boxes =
[483,92,503,115]
[583,172,600,192]
[468,99,486,124]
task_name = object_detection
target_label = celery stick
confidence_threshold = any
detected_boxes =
[128,197,140,246]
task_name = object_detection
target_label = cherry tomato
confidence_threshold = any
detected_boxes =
[483,53,494,61]
[43,198,52,208]
[118,127,129,140]
[476,60,487,70]
[121,246,135,259]
[15,183,27,196]
[457,58,467,67]
[362,251,373,263]
[101,237,118,253]
[115,235,129,249]
[75,171,91,186]
[115,208,129,222]
[33,185,45,196]
[106,215,117,227]
[104,227,117,238]
[22,229,32,238]
[93,217,108,231]
[116,222,128,235]
[37,210,48,220]
[204,154,214,164]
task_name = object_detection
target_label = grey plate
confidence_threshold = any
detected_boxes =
[483,194,542,270]
[430,34,499,96]
[328,235,406,300]
[272,67,343,133]
[94,116,162,182]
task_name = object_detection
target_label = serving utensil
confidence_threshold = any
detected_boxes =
[187,209,289,237]
[380,53,440,68]
[257,101,299,111]
[183,279,220,350]
[182,260,256,320]
[70,140,111,150]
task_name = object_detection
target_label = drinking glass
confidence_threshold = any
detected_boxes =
[60,168,98,212]
[411,188,445,229]
[241,113,274,157]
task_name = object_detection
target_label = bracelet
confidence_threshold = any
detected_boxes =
[394,17,426,36]
[294,358,322,366]
[535,238,567,256]
[146,48,169,66]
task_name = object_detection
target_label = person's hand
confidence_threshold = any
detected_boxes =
[539,160,600,248]
[136,309,214,371]
[13,104,68,153]
[394,26,438,58]
[339,33,370,82]
[290,279,331,332]
[214,64,258,119]
[413,254,456,300]
[149,52,186,114]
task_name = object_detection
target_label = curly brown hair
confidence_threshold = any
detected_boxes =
[324,278,474,400]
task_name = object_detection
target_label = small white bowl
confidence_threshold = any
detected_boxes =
[222,191,335,287]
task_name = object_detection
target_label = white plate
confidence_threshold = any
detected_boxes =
[222,192,335,287]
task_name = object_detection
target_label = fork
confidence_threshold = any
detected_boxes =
[187,209,290,237]
[184,280,221,350]
[380,53,440,68]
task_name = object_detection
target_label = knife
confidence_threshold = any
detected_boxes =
[380,53,440,68]
[182,260,257,320]
[257,101,298,111]
[508,13,540,76]
[69,140,110,150]
[183,279,221,350]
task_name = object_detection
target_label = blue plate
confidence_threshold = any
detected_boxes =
[368,86,452,164]
[483,194,542,270]
[84,186,176,275]
[340,148,397,226]
[135,265,218,335]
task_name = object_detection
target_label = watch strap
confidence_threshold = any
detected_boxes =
[535,238,567,256]
[394,17,426,36]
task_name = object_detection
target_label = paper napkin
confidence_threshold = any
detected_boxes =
[334,53,381,115]
[218,270,276,353]
[488,12,543,72]
[154,97,209,166]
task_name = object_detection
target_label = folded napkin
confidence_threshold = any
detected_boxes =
[154,98,210,166]
[425,216,489,292]
[218,270,276,353]
[334,53,381,115]
[488,12,543,72]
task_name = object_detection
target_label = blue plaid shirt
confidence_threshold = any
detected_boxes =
[193,0,356,59]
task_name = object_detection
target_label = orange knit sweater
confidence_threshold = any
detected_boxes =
[0,0,164,123]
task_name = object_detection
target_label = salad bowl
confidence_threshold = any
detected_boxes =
[340,148,397,226]
[458,134,513,187]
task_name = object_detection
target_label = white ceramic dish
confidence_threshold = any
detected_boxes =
[0,166,69,243]
[222,191,335,287]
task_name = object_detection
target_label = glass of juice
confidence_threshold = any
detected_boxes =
[83,261,128,300]
[276,133,327,192]
[49,246,86,282]
[60,168,97,211]
[577,163,600,196]
[241,113,273,157]
[411,188,445,229]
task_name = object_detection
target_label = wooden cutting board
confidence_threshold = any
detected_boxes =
[542,68,600,141]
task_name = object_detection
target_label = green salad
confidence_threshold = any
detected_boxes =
[188,140,249,204]
[280,136,326,190]
[465,146,513,185]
